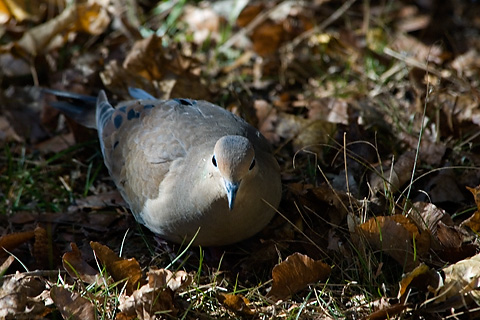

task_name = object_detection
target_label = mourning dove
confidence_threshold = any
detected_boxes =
[45,88,282,246]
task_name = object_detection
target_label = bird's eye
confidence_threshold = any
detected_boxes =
[212,155,217,167]
[249,159,256,170]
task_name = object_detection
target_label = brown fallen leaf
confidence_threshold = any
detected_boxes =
[218,293,255,316]
[0,256,14,276]
[101,35,211,100]
[118,268,191,319]
[357,215,430,271]
[182,4,223,44]
[146,267,192,292]
[369,151,415,196]
[408,202,451,236]
[462,185,480,233]
[267,252,331,301]
[397,264,440,300]
[63,243,101,285]
[0,272,49,318]
[90,241,145,295]
[433,252,480,307]
[0,115,22,142]
[407,202,473,262]
[67,190,127,212]
[0,230,35,258]
[5,3,110,57]
[275,112,336,155]
[237,2,314,56]
[51,286,96,320]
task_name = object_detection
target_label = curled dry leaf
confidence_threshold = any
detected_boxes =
[67,190,127,212]
[0,230,35,258]
[397,264,441,300]
[408,202,451,236]
[9,3,110,57]
[101,35,211,100]
[62,243,101,285]
[461,185,480,233]
[418,168,466,204]
[0,272,48,318]
[182,4,223,44]
[90,241,145,295]
[435,253,480,306]
[275,112,336,155]
[369,151,415,195]
[364,301,408,320]
[357,215,430,271]
[398,132,446,166]
[50,286,96,320]
[0,115,22,142]
[218,293,255,316]
[237,2,314,56]
[408,202,473,262]
[0,256,14,275]
[146,267,192,292]
[267,252,331,301]
[118,268,191,319]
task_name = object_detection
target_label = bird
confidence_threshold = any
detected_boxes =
[44,87,282,246]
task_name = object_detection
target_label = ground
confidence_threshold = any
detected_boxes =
[1,0,480,319]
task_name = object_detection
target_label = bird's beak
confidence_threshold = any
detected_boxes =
[224,179,240,210]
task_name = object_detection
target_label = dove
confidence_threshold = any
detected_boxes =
[44,88,282,246]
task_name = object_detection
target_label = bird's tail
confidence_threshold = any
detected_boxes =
[42,88,98,129]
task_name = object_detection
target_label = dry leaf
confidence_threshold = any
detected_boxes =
[451,49,480,78]
[101,35,211,100]
[408,202,451,236]
[218,293,255,316]
[0,272,49,318]
[2,0,42,22]
[237,2,313,56]
[9,3,110,57]
[267,252,331,301]
[67,190,127,211]
[146,267,192,292]
[182,4,223,44]
[357,215,430,270]
[63,243,101,285]
[369,151,415,195]
[254,99,279,143]
[0,230,35,257]
[0,0,11,24]
[117,268,191,319]
[0,115,22,142]
[275,112,335,154]
[90,241,145,295]
[0,256,14,275]
[51,286,96,320]
[434,253,480,306]
[34,132,76,153]
[399,132,446,166]
[397,264,440,300]
[462,185,480,233]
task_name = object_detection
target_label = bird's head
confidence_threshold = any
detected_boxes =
[212,135,256,210]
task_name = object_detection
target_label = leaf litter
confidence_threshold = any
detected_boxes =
[1,0,480,319]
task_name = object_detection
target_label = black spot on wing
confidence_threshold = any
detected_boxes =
[114,115,123,129]
[143,104,154,109]
[173,98,196,106]
[127,109,139,120]
[118,106,127,113]
[113,141,119,149]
